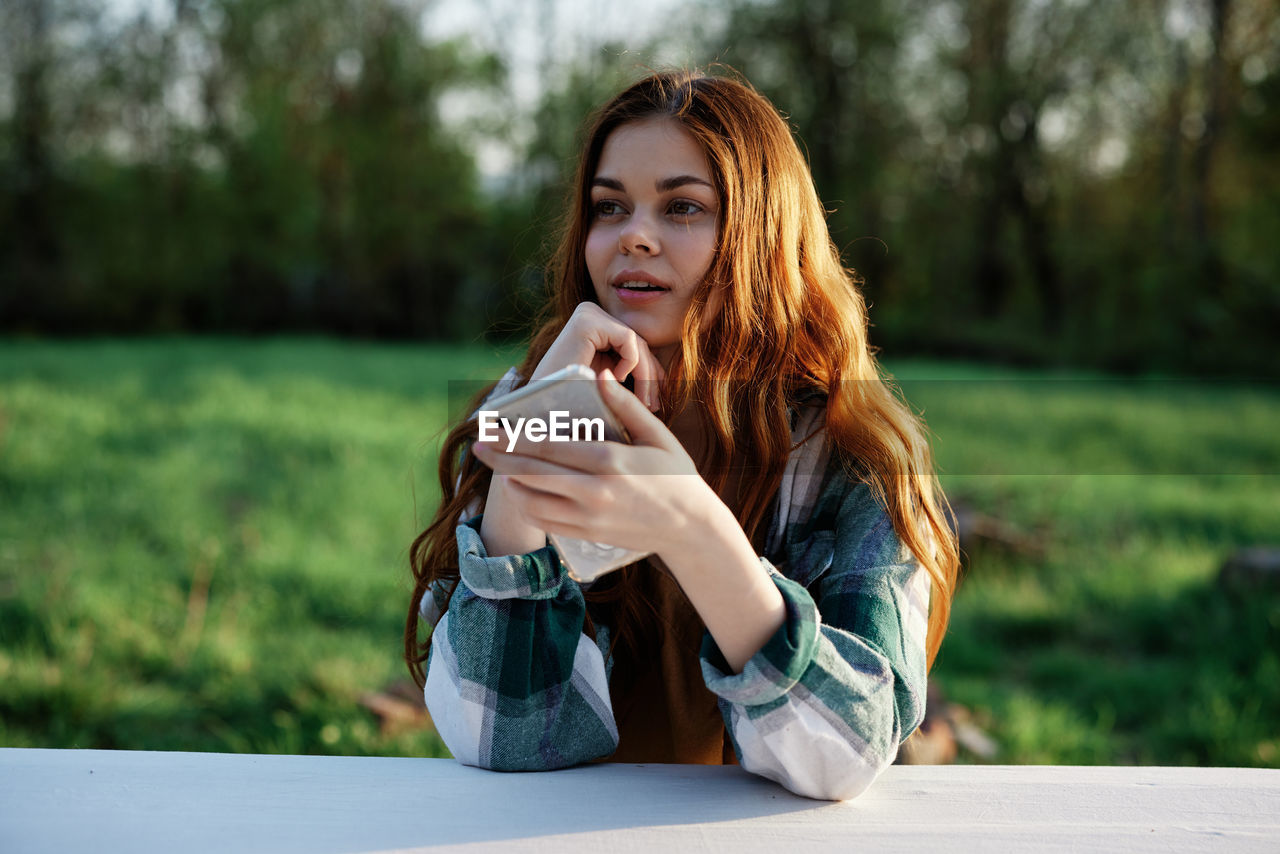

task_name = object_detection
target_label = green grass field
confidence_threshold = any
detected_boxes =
[1,338,1277,766]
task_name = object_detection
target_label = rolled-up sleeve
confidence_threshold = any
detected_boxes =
[423,517,619,771]
[699,477,931,801]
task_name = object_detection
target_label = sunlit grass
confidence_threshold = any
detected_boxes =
[0,340,1276,766]
[0,337,519,757]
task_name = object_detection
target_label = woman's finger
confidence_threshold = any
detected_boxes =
[473,441,597,500]
[625,327,667,412]
[605,325,642,389]
[501,471,624,542]
[501,476,588,535]
[627,343,666,412]
[593,321,660,410]
[581,306,664,411]
[535,303,667,411]
[497,432,617,473]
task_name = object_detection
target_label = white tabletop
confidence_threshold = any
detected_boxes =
[2,748,1277,853]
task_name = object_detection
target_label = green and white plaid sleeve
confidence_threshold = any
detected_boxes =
[422,517,619,770]
[700,454,931,801]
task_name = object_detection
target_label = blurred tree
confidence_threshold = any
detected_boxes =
[707,0,1277,372]
[0,0,502,338]
[1079,0,1279,372]
[1,0,61,330]
[207,0,501,336]
[1,0,1276,372]
[715,0,906,310]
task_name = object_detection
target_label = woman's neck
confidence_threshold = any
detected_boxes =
[654,343,677,374]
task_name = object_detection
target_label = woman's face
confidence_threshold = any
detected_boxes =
[585,117,721,368]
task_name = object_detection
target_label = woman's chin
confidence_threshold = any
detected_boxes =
[604,312,669,346]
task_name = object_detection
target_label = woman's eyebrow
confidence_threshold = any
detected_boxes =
[656,175,713,192]
[590,175,714,192]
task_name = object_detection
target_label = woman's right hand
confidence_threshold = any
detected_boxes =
[529,302,666,411]
[481,302,665,557]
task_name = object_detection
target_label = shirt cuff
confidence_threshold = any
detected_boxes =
[699,559,821,706]
[456,515,567,600]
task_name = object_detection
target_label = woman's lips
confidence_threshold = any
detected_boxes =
[614,283,669,304]
[611,270,671,304]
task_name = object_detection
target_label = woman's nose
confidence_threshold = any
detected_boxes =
[619,213,658,255]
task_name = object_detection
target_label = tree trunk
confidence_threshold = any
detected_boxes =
[8,0,62,328]
[1188,0,1231,293]
[1161,43,1189,256]
[965,0,1015,319]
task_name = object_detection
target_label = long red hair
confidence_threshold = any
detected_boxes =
[406,69,960,686]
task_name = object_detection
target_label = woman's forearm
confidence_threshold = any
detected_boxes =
[659,492,786,674]
[478,474,548,557]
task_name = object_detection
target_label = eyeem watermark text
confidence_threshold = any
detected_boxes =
[477,410,605,451]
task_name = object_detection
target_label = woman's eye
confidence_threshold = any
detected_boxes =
[668,200,703,217]
[593,200,624,218]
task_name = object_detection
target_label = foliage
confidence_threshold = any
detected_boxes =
[1,0,503,338]
[1,339,1277,766]
[710,0,1280,374]
[2,0,1279,373]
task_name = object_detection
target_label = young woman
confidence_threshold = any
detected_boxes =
[405,70,960,801]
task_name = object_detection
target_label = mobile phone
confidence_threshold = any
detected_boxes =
[475,364,651,584]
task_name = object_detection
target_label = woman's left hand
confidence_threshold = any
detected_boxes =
[469,368,715,556]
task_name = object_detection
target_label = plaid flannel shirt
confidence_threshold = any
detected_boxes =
[421,369,931,801]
